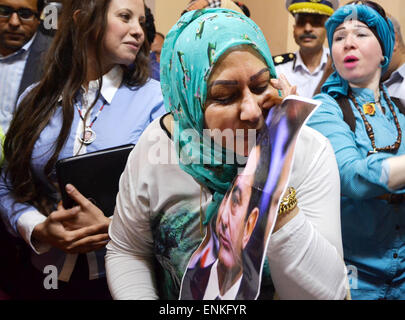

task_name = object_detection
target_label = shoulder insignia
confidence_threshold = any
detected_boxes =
[273,53,296,66]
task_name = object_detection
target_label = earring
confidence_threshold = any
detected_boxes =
[380,56,389,69]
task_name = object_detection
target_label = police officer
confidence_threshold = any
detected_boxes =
[274,0,339,98]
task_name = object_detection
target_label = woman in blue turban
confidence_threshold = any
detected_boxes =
[106,8,347,300]
[308,1,405,300]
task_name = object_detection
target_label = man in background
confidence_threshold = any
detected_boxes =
[150,32,164,81]
[0,0,53,133]
[273,0,339,98]
[384,15,405,101]
[0,0,56,299]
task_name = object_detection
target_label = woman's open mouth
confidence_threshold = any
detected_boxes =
[344,56,359,69]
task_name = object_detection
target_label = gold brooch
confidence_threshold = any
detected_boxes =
[278,187,297,216]
[363,103,376,116]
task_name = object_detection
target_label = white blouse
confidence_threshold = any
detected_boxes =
[105,118,348,300]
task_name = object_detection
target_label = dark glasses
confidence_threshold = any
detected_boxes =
[295,13,328,28]
[0,5,38,21]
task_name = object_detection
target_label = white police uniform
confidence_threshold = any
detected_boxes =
[275,0,339,98]
[385,63,405,101]
[274,47,329,98]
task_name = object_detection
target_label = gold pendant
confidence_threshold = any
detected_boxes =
[363,103,376,116]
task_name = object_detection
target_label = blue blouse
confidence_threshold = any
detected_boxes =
[308,87,405,300]
[0,75,165,281]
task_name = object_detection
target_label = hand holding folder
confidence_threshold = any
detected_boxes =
[33,144,135,253]
[32,185,110,254]
[56,144,135,217]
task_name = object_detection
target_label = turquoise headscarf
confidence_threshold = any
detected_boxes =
[160,8,277,224]
[322,3,395,97]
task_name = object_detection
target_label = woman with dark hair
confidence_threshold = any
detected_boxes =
[0,0,164,299]
[308,1,405,299]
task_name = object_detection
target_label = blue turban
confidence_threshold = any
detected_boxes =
[322,3,395,97]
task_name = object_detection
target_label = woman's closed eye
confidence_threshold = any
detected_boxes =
[250,83,269,95]
[211,94,239,105]
[207,86,239,105]
[208,83,269,105]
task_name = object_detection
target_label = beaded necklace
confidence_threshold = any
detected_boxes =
[348,84,402,156]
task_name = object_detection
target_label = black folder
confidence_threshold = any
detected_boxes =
[56,144,135,217]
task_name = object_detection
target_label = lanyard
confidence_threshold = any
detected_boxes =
[76,103,105,128]
[76,102,106,145]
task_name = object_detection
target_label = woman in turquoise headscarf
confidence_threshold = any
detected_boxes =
[308,1,405,299]
[106,8,347,300]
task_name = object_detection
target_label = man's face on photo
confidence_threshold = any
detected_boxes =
[216,174,253,272]
[293,13,328,52]
[215,145,260,273]
[0,0,39,56]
